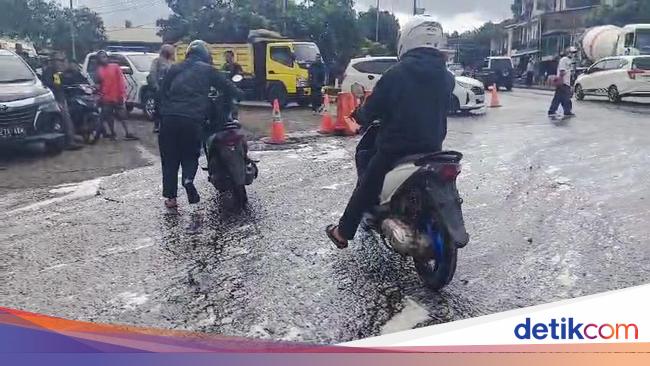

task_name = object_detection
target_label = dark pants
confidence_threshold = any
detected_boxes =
[100,102,129,136]
[57,99,75,145]
[153,89,162,130]
[338,150,402,240]
[526,71,534,86]
[310,85,323,111]
[159,116,202,200]
[548,84,573,115]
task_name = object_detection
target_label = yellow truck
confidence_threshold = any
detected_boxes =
[176,34,321,107]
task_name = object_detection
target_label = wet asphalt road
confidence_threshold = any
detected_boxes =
[1,89,649,344]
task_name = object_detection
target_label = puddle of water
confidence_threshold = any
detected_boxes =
[380,297,430,335]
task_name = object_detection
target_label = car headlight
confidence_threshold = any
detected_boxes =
[297,77,308,88]
[35,92,60,112]
[456,80,473,89]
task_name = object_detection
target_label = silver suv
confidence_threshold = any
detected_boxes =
[0,50,65,152]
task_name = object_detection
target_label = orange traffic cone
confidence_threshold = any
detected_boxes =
[318,94,335,134]
[267,99,286,144]
[489,84,501,108]
[334,93,360,136]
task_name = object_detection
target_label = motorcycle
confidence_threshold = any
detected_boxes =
[204,74,258,208]
[351,83,469,290]
[64,84,100,144]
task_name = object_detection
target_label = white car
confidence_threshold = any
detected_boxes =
[341,56,486,114]
[82,51,158,120]
[575,55,650,103]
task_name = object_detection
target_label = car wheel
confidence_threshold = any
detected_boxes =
[608,85,621,103]
[45,139,65,155]
[267,84,288,109]
[506,84,513,91]
[575,84,585,101]
[143,92,156,121]
[126,104,134,113]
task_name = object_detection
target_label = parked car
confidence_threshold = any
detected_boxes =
[473,56,514,91]
[340,56,485,114]
[447,63,465,76]
[82,51,158,120]
[0,49,65,153]
[574,55,650,103]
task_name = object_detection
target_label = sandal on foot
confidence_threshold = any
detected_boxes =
[326,224,348,249]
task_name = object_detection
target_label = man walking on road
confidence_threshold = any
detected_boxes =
[94,50,138,141]
[159,40,242,209]
[308,54,327,113]
[548,49,576,117]
[148,44,175,133]
[526,58,535,86]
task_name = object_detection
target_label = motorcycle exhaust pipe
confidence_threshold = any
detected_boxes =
[381,218,434,260]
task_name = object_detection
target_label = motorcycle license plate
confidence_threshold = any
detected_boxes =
[0,126,25,138]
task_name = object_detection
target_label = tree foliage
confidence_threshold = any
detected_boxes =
[586,0,650,27]
[158,0,374,71]
[358,7,400,54]
[454,22,505,67]
[0,0,106,60]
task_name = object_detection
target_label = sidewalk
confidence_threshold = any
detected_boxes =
[513,82,554,91]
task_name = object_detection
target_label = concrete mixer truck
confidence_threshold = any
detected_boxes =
[580,24,650,65]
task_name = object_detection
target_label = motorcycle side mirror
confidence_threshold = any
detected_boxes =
[351,82,365,98]
[231,74,243,83]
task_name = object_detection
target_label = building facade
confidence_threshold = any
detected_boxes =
[497,0,614,77]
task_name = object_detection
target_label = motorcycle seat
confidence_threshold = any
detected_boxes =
[393,151,463,168]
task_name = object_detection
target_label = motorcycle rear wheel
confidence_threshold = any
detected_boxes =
[413,229,457,291]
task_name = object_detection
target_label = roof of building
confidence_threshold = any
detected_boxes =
[106,27,162,44]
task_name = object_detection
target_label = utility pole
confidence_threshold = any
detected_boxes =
[281,0,287,35]
[413,0,417,15]
[375,0,380,42]
[69,0,76,61]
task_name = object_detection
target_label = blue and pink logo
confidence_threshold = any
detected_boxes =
[515,318,639,340]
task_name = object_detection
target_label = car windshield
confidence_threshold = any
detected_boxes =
[127,54,157,72]
[0,55,35,83]
[633,57,650,70]
[491,59,513,71]
[635,30,650,54]
[294,43,320,63]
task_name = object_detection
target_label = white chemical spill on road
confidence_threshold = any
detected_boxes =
[116,291,149,310]
[380,297,430,335]
[8,178,102,214]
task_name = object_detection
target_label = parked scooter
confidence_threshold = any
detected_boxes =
[351,83,469,290]
[64,84,100,144]
[204,74,258,208]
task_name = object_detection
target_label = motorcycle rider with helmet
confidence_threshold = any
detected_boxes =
[159,40,243,209]
[326,15,455,248]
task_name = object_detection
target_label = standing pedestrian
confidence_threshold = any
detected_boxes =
[41,53,83,150]
[222,50,243,78]
[159,40,242,209]
[94,50,138,141]
[548,50,575,117]
[308,54,326,113]
[148,44,175,133]
[526,58,535,86]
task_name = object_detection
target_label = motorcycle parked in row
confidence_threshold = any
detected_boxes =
[351,84,469,290]
[64,84,100,144]
[204,74,258,208]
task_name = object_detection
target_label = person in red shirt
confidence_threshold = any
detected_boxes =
[94,50,138,140]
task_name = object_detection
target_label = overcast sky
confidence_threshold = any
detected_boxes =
[64,0,512,33]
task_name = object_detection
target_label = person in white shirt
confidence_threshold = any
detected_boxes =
[548,48,576,117]
[526,59,535,86]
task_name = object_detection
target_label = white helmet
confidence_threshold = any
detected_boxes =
[397,15,445,59]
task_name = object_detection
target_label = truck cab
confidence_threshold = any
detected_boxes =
[616,24,650,57]
[176,38,321,107]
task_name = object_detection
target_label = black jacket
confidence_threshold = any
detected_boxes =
[160,56,243,121]
[308,61,327,87]
[356,48,454,154]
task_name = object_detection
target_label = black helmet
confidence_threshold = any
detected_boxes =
[186,40,211,63]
